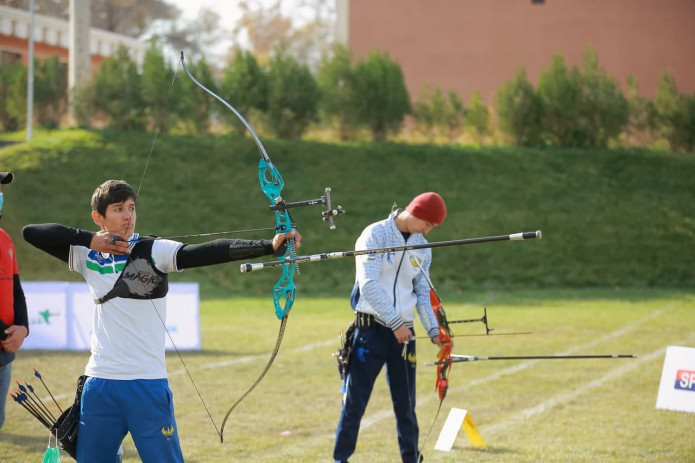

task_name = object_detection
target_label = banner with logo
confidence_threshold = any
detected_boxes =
[21,282,200,351]
[22,282,71,349]
[656,345,695,413]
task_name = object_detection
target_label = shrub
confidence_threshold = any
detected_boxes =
[35,56,67,127]
[496,67,543,146]
[654,70,695,153]
[266,49,319,139]
[578,47,628,148]
[0,62,27,131]
[316,44,361,141]
[352,49,410,141]
[141,42,175,132]
[93,46,145,130]
[220,49,268,136]
[465,90,490,144]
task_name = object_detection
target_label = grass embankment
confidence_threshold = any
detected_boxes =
[0,128,693,297]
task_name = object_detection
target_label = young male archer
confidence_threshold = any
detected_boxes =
[24,179,300,462]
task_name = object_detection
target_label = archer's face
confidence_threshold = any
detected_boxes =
[94,197,137,238]
[408,216,438,235]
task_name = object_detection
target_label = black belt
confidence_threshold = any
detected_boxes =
[355,312,377,329]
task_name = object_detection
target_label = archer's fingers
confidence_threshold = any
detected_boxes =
[282,230,302,248]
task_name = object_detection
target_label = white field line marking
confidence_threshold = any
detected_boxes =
[168,339,336,374]
[446,304,674,393]
[362,304,673,428]
[483,331,695,436]
[44,340,337,403]
[280,304,677,457]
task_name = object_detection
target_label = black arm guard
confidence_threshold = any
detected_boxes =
[177,239,275,269]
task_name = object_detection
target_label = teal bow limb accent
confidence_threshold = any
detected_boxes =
[273,264,296,318]
[259,158,297,319]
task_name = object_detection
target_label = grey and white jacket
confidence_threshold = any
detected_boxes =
[354,211,439,339]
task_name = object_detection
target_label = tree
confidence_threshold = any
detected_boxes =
[654,71,695,153]
[34,56,67,127]
[496,67,542,146]
[157,7,225,57]
[233,0,336,67]
[141,41,175,131]
[316,44,360,141]
[352,49,410,141]
[412,86,465,144]
[537,54,583,146]
[465,91,490,144]
[93,45,145,130]
[445,91,465,145]
[578,46,628,148]
[0,62,27,131]
[220,49,268,136]
[413,86,447,142]
[177,56,217,134]
[625,74,655,145]
[266,49,319,139]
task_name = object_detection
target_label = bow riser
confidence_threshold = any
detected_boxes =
[258,158,297,318]
[430,290,453,400]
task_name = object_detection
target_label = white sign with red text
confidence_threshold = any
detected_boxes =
[656,346,695,413]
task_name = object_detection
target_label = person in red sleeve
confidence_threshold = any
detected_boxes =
[0,171,29,430]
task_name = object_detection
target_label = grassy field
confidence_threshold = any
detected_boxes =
[1,129,693,461]
[1,289,693,462]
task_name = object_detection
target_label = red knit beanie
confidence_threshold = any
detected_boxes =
[405,192,447,225]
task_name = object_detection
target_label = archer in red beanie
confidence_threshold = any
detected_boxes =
[334,191,449,463]
[405,192,447,226]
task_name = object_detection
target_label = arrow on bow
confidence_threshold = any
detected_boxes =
[426,353,637,365]
[240,230,543,273]
[178,51,344,443]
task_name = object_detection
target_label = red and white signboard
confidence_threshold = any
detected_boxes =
[656,346,695,413]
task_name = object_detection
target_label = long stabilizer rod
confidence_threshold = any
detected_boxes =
[241,230,542,273]
[425,353,637,366]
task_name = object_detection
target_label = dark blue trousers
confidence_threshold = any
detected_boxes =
[333,323,419,463]
[78,377,183,463]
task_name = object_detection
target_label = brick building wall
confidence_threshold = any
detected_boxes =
[342,0,695,104]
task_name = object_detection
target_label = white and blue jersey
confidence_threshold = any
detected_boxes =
[69,233,184,380]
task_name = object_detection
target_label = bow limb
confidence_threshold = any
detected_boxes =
[180,52,297,318]
[179,52,297,444]
[415,267,453,463]
[430,288,453,400]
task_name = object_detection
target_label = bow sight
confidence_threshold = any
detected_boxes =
[268,187,345,230]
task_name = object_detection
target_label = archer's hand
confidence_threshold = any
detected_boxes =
[2,325,28,352]
[393,325,412,344]
[272,230,302,252]
[432,337,453,350]
[91,231,131,255]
